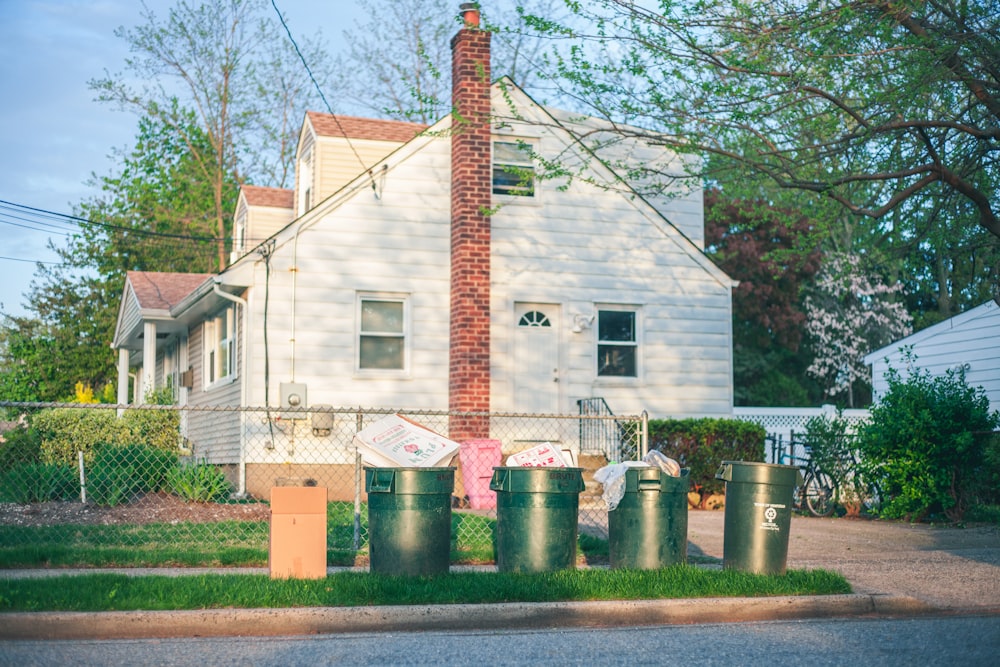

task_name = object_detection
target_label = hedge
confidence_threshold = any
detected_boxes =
[649,418,766,508]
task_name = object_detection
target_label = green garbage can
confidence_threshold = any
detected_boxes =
[608,467,690,569]
[365,467,455,576]
[715,461,803,575]
[489,467,585,573]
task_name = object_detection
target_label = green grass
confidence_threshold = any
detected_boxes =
[0,503,502,568]
[0,566,851,612]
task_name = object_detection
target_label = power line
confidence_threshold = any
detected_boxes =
[270,0,376,185]
[0,200,226,242]
[0,255,60,266]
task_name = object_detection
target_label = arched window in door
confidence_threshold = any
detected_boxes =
[518,310,551,327]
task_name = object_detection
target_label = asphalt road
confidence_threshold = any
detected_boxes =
[2,616,999,666]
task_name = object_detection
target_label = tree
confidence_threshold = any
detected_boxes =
[89,0,332,270]
[521,0,1000,242]
[704,189,824,405]
[329,0,564,122]
[2,112,229,402]
[803,253,913,406]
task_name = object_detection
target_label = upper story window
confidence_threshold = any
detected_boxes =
[205,305,236,387]
[358,295,408,371]
[493,140,535,197]
[298,146,313,215]
[597,309,637,377]
[232,208,247,259]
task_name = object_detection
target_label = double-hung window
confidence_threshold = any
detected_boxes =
[597,308,637,377]
[358,295,408,371]
[205,306,236,386]
[492,140,535,197]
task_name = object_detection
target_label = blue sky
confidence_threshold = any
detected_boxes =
[0,0,365,317]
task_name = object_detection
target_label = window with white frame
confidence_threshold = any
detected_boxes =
[358,295,408,371]
[597,308,637,377]
[298,145,313,215]
[205,306,236,386]
[492,140,535,197]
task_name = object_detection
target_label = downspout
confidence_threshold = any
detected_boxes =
[214,281,250,497]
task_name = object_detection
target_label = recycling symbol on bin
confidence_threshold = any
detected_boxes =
[764,506,778,521]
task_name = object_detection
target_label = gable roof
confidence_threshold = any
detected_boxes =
[305,112,428,142]
[864,300,1000,364]
[112,271,217,352]
[241,185,294,209]
[127,271,215,311]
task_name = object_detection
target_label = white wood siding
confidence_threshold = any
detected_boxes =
[314,137,412,203]
[234,88,733,420]
[244,205,293,250]
[868,301,1000,415]
[242,138,453,411]
[186,313,243,463]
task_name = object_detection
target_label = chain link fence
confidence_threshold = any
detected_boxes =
[0,402,646,566]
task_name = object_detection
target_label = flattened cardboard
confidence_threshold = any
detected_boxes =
[353,413,461,468]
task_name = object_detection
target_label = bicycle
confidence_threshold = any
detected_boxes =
[771,436,838,517]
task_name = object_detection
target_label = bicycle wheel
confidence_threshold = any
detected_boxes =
[803,471,838,517]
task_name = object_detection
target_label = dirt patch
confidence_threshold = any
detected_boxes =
[0,492,270,527]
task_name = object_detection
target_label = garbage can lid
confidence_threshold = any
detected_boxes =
[715,460,802,486]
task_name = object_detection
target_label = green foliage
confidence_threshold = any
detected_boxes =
[0,423,42,472]
[803,411,870,514]
[167,461,232,503]
[120,406,181,453]
[858,361,1000,521]
[966,431,1000,511]
[89,444,179,507]
[0,463,77,503]
[649,418,766,507]
[0,567,850,612]
[34,408,122,466]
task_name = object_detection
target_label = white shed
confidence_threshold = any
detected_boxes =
[864,300,1000,415]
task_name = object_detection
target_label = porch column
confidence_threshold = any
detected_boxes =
[142,321,156,403]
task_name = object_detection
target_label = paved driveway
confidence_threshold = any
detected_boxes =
[688,510,1000,611]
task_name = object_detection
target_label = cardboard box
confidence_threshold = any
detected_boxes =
[354,414,460,468]
[269,486,327,579]
[506,442,568,467]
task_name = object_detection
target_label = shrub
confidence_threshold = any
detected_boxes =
[858,361,1000,522]
[966,431,1000,513]
[88,443,179,507]
[0,462,77,503]
[167,460,232,502]
[803,411,870,516]
[34,408,122,466]
[649,418,766,507]
[0,423,42,473]
[120,406,181,453]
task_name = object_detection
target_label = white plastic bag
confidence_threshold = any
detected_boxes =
[593,460,649,511]
[642,450,681,477]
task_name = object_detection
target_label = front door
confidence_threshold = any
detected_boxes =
[513,303,560,413]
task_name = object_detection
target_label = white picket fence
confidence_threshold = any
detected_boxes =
[731,404,870,464]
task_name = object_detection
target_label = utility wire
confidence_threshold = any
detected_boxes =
[270,0,378,191]
[0,200,226,242]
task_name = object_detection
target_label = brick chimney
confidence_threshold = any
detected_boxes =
[449,3,491,440]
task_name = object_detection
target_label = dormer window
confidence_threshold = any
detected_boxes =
[298,145,314,215]
[492,140,535,197]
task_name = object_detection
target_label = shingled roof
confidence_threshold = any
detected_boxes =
[241,185,294,209]
[306,112,427,142]
[127,271,214,311]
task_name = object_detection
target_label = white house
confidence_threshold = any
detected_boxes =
[864,300,1000,415]
[111,5,736,496]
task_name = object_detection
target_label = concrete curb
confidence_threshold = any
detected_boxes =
[0,594,942,640]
